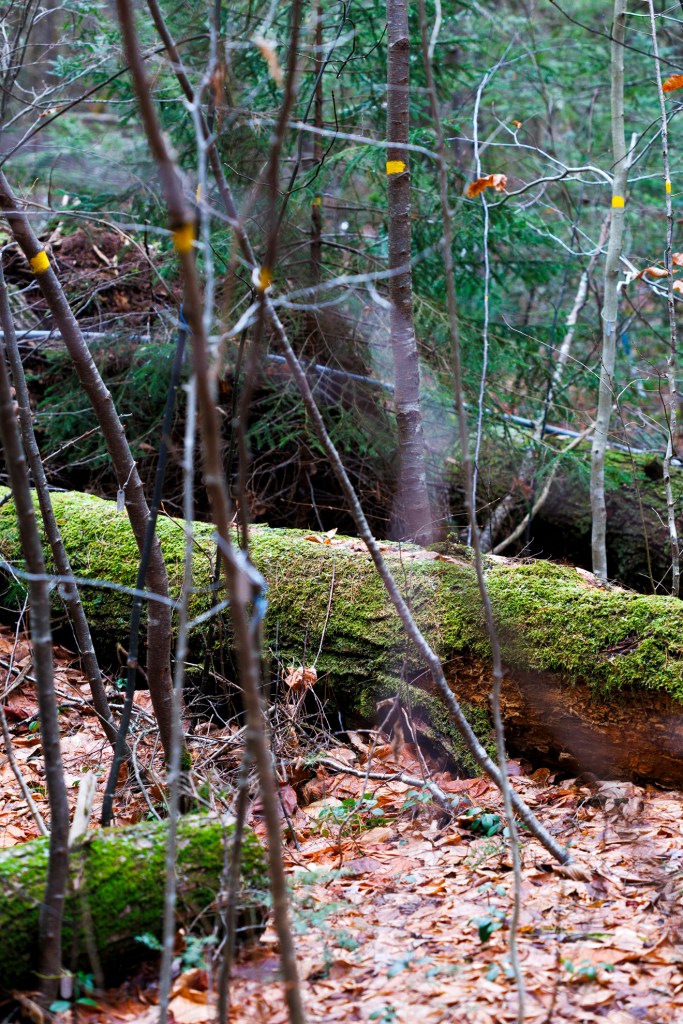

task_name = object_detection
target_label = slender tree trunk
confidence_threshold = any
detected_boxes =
[647,0,680,597]
[115,3,307,1021]
[418,8,524,1019]
[0,266,117,747]
[310,1,323,288]
[0,317,68,1003]
[0,171,177,759]
[590,0,627,580]
[386,0,434,544]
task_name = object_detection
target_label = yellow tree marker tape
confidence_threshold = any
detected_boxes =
[173,224,195,253]
[386,160,406,175]
[666,180,672,194]
[612,195,625,208]
[312,196,322,206]
[252,265,272,292]
[30,251,50,275]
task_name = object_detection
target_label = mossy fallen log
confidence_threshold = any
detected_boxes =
[470,428,683,591]
[2,490,683,785]
[0,815,267,992]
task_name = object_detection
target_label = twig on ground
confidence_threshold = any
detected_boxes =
[0,700,48,836]
[317,756,457,814]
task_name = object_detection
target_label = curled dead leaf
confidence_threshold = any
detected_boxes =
[284,665,318,692]
[303,528,338,545]
[253,34,283,86]
[466,173,508,198]
[663,74,683,93]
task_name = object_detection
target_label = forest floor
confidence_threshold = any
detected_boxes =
[2,625,683,1023]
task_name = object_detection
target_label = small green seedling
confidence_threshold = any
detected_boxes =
[401,788,433,813]
[314,794,388,836]
[49,971,99,1014]
[369,1006,397,1023]
[472,906,506,943]
[564,958,615,981]
[464,807,503,837]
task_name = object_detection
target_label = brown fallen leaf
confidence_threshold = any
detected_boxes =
[303,528,338,545]
[555,858,593,882]
[166,994,209,1023]
[343,856,383,876]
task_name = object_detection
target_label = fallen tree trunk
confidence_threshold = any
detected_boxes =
[0,815,267,992]
[470,427,683,592]
[2,490,683,786]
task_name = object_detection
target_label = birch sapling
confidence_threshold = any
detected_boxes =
[590,0,628,580]
[386,0,434,544]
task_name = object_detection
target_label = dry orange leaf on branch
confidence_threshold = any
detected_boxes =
[284,665,318,693]
[663,74,683,93]
[638,255,683,280]
[466,173,507,198]
[253,34,283,86]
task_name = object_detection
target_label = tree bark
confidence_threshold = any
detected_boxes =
[590,0,628,580]
[386,0,434,544]
[0,319,68,1001]
[0,815,267,993]
[3,489,683,787]
[113,3,307,1020]
[647,0,680,596]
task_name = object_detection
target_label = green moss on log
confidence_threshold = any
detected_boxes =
[3,489,683,774]
[483,560,683,698]
[0,815,267,992]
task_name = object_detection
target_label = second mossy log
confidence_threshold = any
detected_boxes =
[0,814,267,993]
[468,427,683,592]
[2,489,683,785]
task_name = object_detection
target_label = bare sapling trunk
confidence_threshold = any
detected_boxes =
[386,0,434,544]
[115,3,307,1022]
[101,323,189,827]
[0,313,69,1002]
[0,265,117,748]
[0,171,177,761]
[647,0,680,597]
[310,1,324,289]
[590,0,627,580]
[158,378,196,1022]
[418,4,525,1019]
